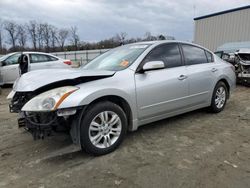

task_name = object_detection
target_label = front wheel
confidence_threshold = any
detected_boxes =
[209,81,228,113]
[80,101,127,155]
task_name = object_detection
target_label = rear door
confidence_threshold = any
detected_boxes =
[29,54,61,70]
[181,44,218,105]
[135,43,189,120]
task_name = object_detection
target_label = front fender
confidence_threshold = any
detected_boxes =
[58,85,137,125]
[59,86,135,110]
[57,69,139,131]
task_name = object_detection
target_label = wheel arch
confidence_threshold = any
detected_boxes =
[84,95,134,132]
[217,78,230,98]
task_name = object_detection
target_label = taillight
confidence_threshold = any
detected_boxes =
[63,60,72,65]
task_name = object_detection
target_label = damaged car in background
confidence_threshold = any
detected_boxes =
[234,49,250,85]
[215,49,250,86]
[8,41,236,155]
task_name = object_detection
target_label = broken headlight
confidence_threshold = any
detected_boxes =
[21,86,79,112]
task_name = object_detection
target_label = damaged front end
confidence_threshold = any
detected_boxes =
[235,52,250,85]
[22,111,63,139]
[8,68,115,144]
[9,86,82,143]
[9,91,34,113]
[21,110,78,140]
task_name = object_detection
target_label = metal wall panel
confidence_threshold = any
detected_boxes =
[194,8,250,51]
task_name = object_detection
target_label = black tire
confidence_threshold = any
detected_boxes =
[80,101,127,155]
[209,81,228,113]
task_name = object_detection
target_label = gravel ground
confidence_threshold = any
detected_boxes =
[0,86,249,188]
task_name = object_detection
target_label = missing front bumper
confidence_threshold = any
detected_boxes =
[17,108,82,142]
[237,73,250,85]
[19,112,58,140]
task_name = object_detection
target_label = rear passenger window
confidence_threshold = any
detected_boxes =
[30,54,48,63]
[143,43,182,68]
[205,51,213,62]
[182,44,208,65]
[30,54,57,63]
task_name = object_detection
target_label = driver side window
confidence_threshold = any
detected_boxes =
[30,54,49,63]
[143,43,182,68]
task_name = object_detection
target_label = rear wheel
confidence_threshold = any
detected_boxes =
[209,81,228,113]
[80,101,127,155]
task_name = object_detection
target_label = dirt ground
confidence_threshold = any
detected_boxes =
[0,86,249,188]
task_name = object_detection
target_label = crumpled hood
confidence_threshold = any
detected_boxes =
[14,68,115,92]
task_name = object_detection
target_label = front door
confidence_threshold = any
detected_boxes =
[135,43,189,120]
[29,53,55,71]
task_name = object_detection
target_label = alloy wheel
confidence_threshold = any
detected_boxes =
[88,111,122,149]
[215,86,226,109]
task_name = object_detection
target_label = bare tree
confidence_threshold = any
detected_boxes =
[70,26,80,50]
[42,23,52,52]
[37,23,44,50]
[4,20,19,49]
[165,35,175,40]
[17,24,27,48]
[50,26,58,51]
[119,32,127,44]
[157,34,166,40]
[144,31,152,41]
[27,20,38,50]
[144,31,157,41]
[0,19,3,53]
[115,32,127,45]
[57,28,69,50]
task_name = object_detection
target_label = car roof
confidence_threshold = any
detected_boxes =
[2,51,59,56]
[22,51,57,56]
[2,51,62,59]
[133,40,191,45]
[133,40,213,53]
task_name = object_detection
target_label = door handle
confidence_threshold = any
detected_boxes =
[178,75,188,80]
[211,68,218,72]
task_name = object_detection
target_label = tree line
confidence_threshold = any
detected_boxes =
[0,19,175,54]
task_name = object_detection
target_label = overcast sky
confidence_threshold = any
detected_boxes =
[0,0,249,42]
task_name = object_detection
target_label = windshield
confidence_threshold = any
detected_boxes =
[83,44,149,71]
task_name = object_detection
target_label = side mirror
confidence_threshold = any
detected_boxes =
[142,61,165,72]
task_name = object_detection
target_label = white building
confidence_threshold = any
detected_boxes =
[194,5,250,51]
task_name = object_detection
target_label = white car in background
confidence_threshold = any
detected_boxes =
[0,52,73,84]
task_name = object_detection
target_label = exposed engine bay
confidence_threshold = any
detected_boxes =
[217,49,250,86]
[9,89,80,141]
[234,51,250,85]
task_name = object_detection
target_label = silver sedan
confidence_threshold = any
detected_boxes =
[9,40,236,155]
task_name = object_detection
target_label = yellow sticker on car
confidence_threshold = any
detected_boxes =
[120,60,129,67]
